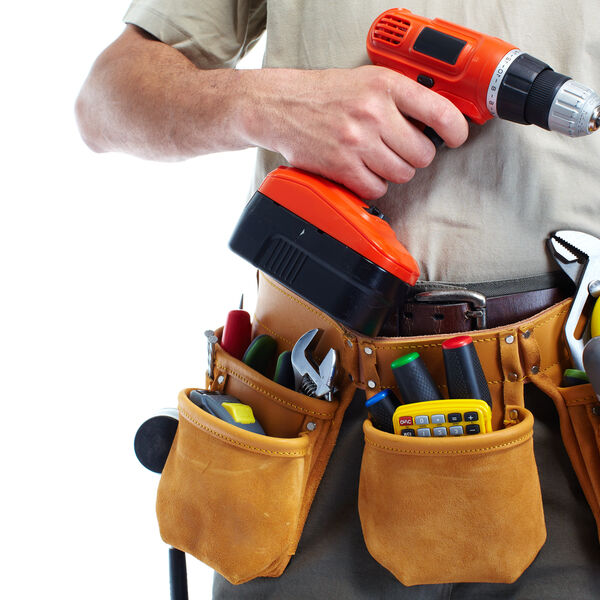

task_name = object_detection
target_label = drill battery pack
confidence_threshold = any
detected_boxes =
[229,167,419,336]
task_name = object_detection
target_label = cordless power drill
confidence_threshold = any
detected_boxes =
[368,8,600,137]
[229,11,600,337]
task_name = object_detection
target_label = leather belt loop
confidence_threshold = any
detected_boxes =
[519,324,544,382]
[341,333,360,389]
[357,340,380,394]
[499,329,526,408]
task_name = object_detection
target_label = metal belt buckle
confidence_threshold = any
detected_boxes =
[414,289,488,330]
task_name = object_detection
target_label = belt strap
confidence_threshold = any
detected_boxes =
[252,274,571,430]
[391,286,569,336]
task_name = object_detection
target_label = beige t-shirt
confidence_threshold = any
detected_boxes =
[124,0,600,284]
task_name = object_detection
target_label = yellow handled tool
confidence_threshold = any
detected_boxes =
[592,298,600,338]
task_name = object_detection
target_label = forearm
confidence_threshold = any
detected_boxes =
[76,25,468,199]
[75,26,252,160]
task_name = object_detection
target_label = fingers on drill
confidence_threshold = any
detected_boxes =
[381,119,437,171]
[338,164,389,201]
[364,144,416,185]
[393,75,469,148]
[334,127,431,199]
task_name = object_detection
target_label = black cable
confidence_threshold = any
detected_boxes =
[169,547,189,600]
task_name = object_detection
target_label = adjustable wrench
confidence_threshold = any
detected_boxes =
[547,230,600,371]
[291,329,337,402]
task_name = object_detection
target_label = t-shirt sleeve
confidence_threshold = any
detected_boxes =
[123,0,267,68]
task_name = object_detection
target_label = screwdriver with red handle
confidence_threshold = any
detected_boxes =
[442,336,492,407]
[220,295,252,360]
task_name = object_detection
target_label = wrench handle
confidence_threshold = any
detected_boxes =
[564,266,593,371]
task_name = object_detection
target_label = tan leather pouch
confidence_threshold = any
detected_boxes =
[157,387,312,584]
[510,309,600,539]
[156,323,354,584]
[527,378,600,538]
[358,406,545,585]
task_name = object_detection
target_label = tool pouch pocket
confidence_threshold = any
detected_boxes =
[156,339,340,585]
[547,382,600,535]
[358,406,546,586]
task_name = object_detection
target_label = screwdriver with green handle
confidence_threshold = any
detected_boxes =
[242,334,278,377]
[391,352,441,404]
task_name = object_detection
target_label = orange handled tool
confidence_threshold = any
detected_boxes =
[367,8,600,137]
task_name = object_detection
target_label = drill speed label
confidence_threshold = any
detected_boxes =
[486,49,524,117]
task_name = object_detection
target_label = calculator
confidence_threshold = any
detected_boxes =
[392,399,492,437]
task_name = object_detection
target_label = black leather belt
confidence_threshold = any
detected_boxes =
[381,274,573,337]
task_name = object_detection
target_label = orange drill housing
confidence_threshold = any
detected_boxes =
[229,167,420,335]
[258,167,419,284]
[367,8,516,124]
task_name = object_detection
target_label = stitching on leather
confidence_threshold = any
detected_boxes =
[365,431,532,455]
[179,408,308,456]
[253,316,293,346]
[528,303,569,332]
[566,395,597,405]
[263,277,344,334]
[540,360,561,375]
[215,361,334,418]
[372,341,444,351]
[371,335,499,352]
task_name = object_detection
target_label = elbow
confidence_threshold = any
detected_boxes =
[74,90,107,154]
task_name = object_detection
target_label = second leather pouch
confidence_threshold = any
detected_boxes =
[358,405,546,585]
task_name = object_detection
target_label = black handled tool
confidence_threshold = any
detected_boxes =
[365,389,400,433]
[442,335,492,407]
[391,352,440,404]
[274,350,296,389]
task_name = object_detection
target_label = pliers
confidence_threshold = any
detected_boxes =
[547,230,600,371]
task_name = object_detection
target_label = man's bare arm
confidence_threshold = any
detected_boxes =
[75,25,250,159]
[75,25,468,199]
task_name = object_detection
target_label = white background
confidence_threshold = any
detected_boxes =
[2,2,265,598]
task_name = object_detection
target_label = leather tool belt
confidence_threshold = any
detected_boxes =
[155,273,600,586]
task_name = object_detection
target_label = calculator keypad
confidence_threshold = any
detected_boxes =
[398,411,482,436]
[392,399,493,437]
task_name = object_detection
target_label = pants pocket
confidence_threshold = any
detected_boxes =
[358,406,546,585]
